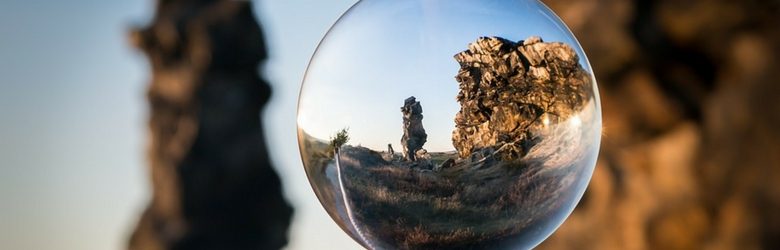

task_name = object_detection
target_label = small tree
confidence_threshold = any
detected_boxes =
[329,127,350,153]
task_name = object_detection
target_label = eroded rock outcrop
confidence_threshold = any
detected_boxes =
[401,96,427,161]
[452,36,592,160]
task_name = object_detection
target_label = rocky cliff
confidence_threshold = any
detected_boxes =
[452,36,592,160]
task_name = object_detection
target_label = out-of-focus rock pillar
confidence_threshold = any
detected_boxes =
[128,0,292,249]
[537,0,780,249]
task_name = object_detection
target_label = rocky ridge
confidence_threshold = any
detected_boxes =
[452,36,592,160]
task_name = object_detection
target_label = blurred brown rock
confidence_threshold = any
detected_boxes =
[538,0,780,249]
[128,0,292,249]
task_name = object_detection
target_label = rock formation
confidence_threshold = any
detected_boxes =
[382,144,399,162]
[534,1,780,249]
[128,1,292,249]
[451,36,592,160]
[401,96,427,161]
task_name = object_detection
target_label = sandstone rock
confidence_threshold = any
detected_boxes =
[401,96,427,161]
[414,149,434,170]
[452,36,592,160]
[415,148,431,161]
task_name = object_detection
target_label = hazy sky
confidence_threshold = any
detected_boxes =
[0,0,589,249]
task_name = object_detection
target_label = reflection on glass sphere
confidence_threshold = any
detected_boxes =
[297,0,601,249]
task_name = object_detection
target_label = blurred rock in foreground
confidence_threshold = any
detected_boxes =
[128,0,292,249]
[539,0,780,249]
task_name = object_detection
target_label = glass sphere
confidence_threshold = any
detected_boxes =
[297,0,601,249]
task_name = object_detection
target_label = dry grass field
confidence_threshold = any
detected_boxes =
[300,130,590,249]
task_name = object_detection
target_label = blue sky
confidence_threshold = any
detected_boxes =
[0,1,151,249]
[299,0,590,152]
[0,0,361,249]
[0,0,590,249]
[258,1,363,249]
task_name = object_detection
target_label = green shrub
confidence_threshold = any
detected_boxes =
[329,127,350,152]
